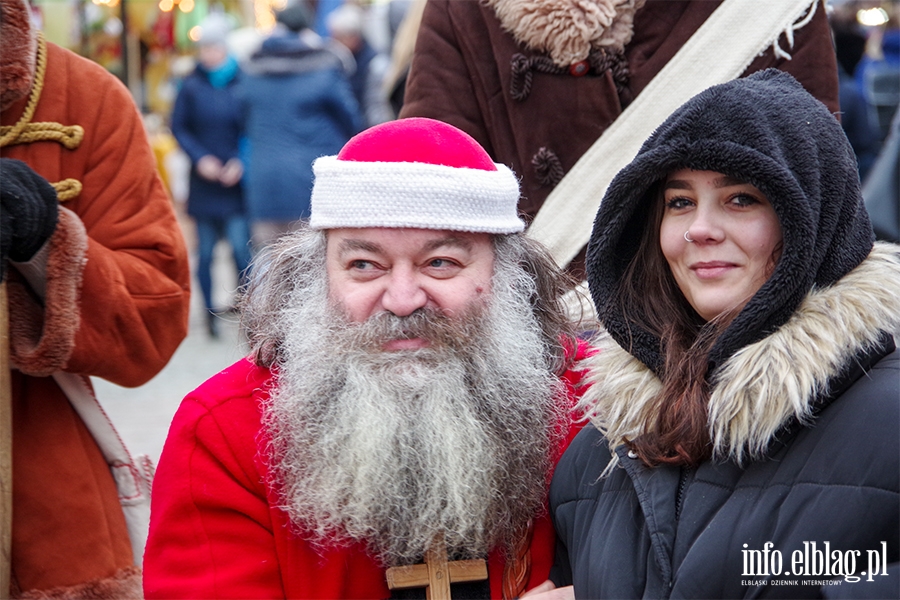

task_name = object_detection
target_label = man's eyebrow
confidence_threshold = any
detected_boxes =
[337,235,474,258]
[337,239,384,258]
[422,236,474,253]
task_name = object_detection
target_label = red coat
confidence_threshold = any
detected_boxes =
[144,350,589,598]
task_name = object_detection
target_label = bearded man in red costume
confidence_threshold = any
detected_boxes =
[143,117,589,599]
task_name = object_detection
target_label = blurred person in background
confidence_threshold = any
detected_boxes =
[382,0,425,117]
[311,0,346,37]
[326,2,394,127]
[238,0,362,250]
[830,15,882,180]
[0,0,190,595]
[171,11,251,338]
[863,100,900,244]
[854,3,900,142]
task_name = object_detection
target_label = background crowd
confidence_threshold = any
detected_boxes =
[159,0,899,336]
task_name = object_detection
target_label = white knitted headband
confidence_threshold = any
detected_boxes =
[310,156,524,233]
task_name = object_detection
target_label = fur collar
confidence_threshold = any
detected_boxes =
[0,0,37,112]
[578,242,900,469]
[485,0,646,67]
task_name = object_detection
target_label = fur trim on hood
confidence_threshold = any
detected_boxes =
[485,0,646,67]
[579,242,900,470]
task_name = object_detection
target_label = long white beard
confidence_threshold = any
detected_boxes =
[261,242,565,566]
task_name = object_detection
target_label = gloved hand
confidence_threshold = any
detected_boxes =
[0,158,59,281]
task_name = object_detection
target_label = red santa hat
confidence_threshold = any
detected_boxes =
[310,118,525,233]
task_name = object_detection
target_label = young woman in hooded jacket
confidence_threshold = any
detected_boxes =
[542,70,899,599]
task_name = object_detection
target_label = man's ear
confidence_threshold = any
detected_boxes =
[0,0,38,112]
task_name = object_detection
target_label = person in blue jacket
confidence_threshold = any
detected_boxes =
[171,13,251,337]
[238,2,363,250]
[326,2,393,128]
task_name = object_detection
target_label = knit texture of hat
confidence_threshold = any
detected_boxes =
[586,69,874,374]
[276,2,312,32]
[310,118,524,233]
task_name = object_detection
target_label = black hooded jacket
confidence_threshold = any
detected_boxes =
[550,70,900,598]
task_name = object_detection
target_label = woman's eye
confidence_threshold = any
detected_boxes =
[730,193,760,208]
[665,196,694,210]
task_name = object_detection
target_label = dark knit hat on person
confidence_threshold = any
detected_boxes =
[275,2,312,33]
[586,69,874,374]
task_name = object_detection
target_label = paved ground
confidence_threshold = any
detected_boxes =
[93,231,248,464]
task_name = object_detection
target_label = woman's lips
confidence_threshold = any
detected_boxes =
[690,261,738,279]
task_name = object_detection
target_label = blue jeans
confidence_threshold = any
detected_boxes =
[195,215,252,312]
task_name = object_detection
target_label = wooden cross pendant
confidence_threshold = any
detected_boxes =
[385,536,488,600]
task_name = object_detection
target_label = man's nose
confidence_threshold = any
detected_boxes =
[381,268,428,317]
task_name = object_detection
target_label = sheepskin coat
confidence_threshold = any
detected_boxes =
[549,70,899,599]
[400,0,839,275]
[1,3,191,595]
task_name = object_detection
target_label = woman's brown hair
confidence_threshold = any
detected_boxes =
[614,184,734,467]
